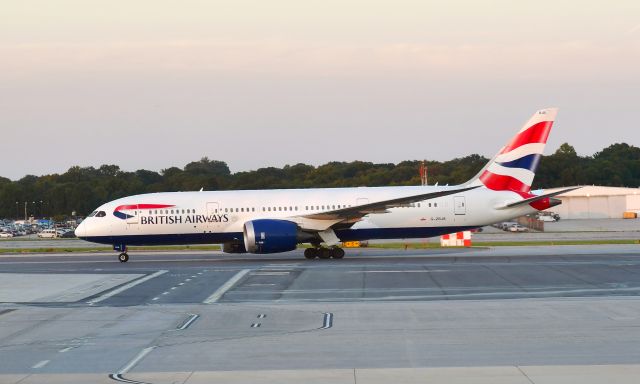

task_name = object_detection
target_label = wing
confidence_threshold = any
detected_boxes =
[292,185,480,231]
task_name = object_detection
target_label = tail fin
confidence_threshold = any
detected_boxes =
[467,108,558,195]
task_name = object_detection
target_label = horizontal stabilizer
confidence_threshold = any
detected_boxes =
[499,186,582,209]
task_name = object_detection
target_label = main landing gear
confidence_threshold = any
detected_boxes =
[114,244,129,263]
[304,247,345,260]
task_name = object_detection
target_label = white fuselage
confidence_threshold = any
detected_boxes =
[76,185,536,247]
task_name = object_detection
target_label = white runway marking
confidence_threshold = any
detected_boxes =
[32,360,49,369]
[321,313,333,329]
[346,270,450,273]
[86,270,167,304]
[252,272,290,276]
[117,346,155,375]
[59,347,74,353]
[203,269,251,304]
[177,314,200,330]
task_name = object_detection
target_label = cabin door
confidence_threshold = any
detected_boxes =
[454,196,466,215]
[206,202,223,233]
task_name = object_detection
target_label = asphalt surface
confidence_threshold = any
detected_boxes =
[1,245,640,380]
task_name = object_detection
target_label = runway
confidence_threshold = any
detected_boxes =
[2,245,640,383]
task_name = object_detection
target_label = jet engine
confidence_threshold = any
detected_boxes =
[243,219,298,254]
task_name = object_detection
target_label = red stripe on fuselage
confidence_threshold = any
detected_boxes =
[114,204,175,211]
[500,121,553,154]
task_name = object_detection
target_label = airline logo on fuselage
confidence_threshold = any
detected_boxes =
[140,213,229,225]
[113,204,175,220]
[113,203,228,224]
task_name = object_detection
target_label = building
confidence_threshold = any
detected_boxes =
[546,186,640,219]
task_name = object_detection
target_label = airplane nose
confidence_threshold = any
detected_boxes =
[75,221,87,238]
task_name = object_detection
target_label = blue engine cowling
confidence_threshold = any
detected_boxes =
[243,219,298,254]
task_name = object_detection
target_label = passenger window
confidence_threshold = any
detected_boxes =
[241,208,244,212]
[434,203,438,207]
[268,207,271,211]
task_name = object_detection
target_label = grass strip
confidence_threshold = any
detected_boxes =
[0,239,638,254]
[0,245,223,253]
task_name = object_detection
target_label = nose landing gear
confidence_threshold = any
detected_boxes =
[114,244,129,263]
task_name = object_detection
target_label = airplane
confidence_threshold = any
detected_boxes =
[75,108,577,262]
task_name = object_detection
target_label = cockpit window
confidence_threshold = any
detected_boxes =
[95,211,106,217]
[88,211,97,217]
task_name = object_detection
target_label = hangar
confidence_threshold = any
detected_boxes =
[547,186,640,219]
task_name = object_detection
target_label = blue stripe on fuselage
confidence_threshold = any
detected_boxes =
[497,153,541,172]
[80,226,480,246]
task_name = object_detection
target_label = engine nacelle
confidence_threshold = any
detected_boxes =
[243,219,298,254]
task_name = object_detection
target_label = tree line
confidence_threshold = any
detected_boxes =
[0,142,637,220]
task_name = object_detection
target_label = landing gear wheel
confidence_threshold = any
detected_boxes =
[304,248,317,259]
[331,247,345,259]
[118,253,129,263]
[318,248,332,259]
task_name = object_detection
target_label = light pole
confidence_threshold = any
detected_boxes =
[15,202,19,221]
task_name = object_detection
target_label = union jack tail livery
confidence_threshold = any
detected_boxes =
[469,108,558,195]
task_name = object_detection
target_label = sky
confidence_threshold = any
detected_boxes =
[1,0,639,180]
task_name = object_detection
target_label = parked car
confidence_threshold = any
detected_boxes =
[0,232,14,238]
[508,224,529,232]
[537,212,561,222]
[500,222,518,231]
[38,229,58,238]
[60,230,76,238]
